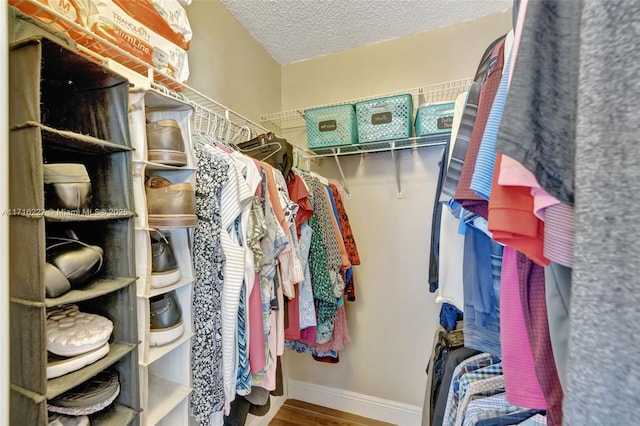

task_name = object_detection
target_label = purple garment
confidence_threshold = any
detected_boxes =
[517,252,563,426]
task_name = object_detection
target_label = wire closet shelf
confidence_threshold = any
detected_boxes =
[10,0,269,140]
[260,78,473,130]
[261,78,473,198]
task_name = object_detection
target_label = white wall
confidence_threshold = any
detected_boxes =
[280,10,513,414]
[286,149,444,407]
[186,0,282,125]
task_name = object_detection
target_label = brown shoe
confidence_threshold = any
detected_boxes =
[145,176,197,228]
[146,119,187,166]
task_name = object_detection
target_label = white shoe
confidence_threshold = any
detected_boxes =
[47,305,113,357]
[150,321,185,346]
[47,343,110,379]
[48,413,90,426]
[150,267,181,289]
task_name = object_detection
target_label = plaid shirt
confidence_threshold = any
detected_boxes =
[443,353,502,426]
[463,393,537,426]
[518,414,547,425]
[456,373,505,426]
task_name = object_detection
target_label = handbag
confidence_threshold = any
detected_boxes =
[45,236,104,298]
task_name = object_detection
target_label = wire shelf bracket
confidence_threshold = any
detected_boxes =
[311,135,450,199]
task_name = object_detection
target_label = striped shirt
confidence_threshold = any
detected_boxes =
[470,41,513,201]
[218,151,253,413]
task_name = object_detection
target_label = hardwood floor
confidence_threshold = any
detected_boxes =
[269,399,397,426]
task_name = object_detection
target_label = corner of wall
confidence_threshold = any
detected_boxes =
[1,4,9,424]
[186,0,282,127]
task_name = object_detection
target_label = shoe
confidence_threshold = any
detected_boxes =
[150,230,181,288]
[48,370,120,416]
[47,343,110,379]
[44,263,72,299]
[47,305,113,357]
[43,163,92,211]
[47,412,90,426]
[46,235,104,295]
[150,290,184,346]
[145,176,197,228]
[146,119,187,166]
[248,393,271,417]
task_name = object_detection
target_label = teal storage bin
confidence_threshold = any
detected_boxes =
[305,104,358,153]
[355,94,413,143]
[415,101,455,136]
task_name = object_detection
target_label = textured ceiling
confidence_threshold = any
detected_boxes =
[219,0,512,65]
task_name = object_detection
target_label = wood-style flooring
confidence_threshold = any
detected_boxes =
[269,399,397,426]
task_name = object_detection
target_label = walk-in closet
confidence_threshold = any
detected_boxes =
[3,1,639,425]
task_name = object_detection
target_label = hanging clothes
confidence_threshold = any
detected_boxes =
[567,1,640,423]
[190,142,229,425]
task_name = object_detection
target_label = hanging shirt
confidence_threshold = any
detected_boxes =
[470,32,514,200]
[497,155,573,267]
[500,247,546,410]
[272,168,303,297]
[454,39,505,219]
[463,393,540,426]
[190,144,229,425]
[329,182,360,265]
[432,91,468,296]
[217,149,253,413]
[262,162,289,237]
[288,170,313,236]
[231,151,263,292]
[493,0,580,207]
[487,154,549,266]
[301,174,339,344]
[436,202,466,311]
[442,34,506,199]
[516,252,563,425]
[247,193,267,375]
[442,353,502,426]
[297,222,317,330]
[455,370,505,426]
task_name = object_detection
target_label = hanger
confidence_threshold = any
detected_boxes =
[229,125,252,149]
[293,149,310,173]
[215,114,224,142]
[236,141,283,161]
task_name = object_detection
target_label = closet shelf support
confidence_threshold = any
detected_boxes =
[332,150,352,199]
[390,143,402,198]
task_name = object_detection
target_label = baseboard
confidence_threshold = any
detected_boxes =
[286,379,423,426]
[245,393,287,426]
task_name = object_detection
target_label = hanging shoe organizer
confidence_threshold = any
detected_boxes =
[8,36,140,425]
